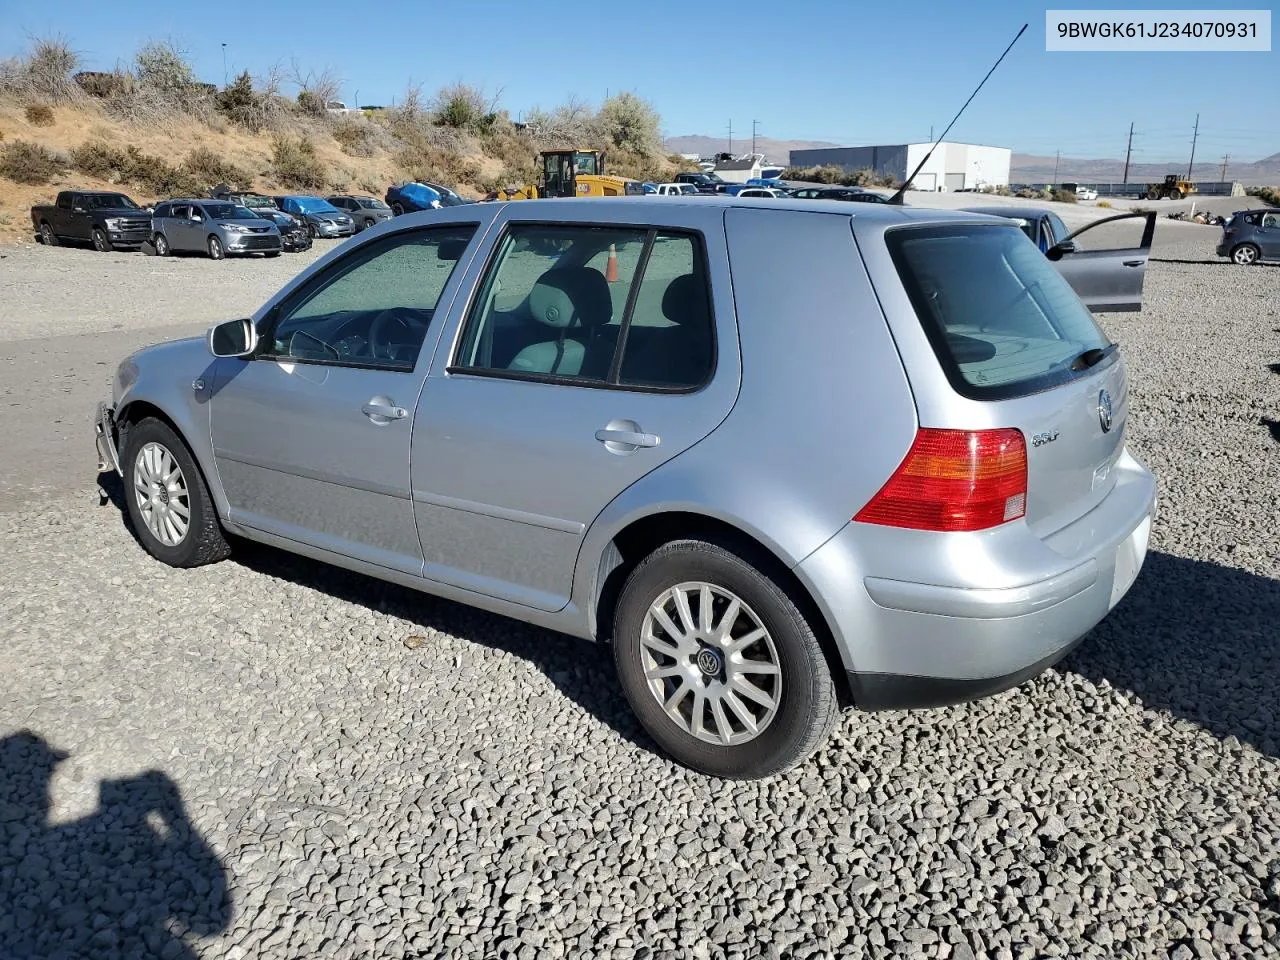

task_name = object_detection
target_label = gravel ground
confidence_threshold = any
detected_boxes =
[1,219,1278,959]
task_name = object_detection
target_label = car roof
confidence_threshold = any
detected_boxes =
[961,206,1051,219]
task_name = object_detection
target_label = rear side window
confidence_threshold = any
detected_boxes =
[886,223,1110,399]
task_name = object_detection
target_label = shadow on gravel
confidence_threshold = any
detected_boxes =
[0,731,231,958]
[1150,258,1279,268]
[1262,418,1280,445]
[96,470,664,757]
[1066,552,1280,759]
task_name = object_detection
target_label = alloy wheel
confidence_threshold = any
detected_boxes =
[1233,245,1258,265]
[639,581,782,746]
[133,442,190,547]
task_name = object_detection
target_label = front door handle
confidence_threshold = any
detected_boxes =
[362,398,407,423]
[596,419,661,454]
[1122,259,1145,267]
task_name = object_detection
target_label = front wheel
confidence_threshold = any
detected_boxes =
[1147,189,1159,201]
[612,540,838,779]
[39,222,59,246]
[121,418,230,568]
[1232,243,1260,265]
[392,203,405,216]
[92,227,113,252]
[207,235,225,260]
[307,223,319,238]
[153,233,171,256]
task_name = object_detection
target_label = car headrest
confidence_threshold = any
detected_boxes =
[661,274,709,328]
[437,238,469,261]
[528,267,612,331]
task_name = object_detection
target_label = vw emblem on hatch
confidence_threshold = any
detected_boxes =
[1097,389,1113,433]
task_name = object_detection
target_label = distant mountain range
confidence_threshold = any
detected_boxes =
[1011,152,1279,185]
[666,134,1278,185]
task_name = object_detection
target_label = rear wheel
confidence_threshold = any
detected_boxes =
[121,418,230,568]
[92,228,112,252]
[392,203,405,216]
[154,233,171,256]
[39,222,58,246]
[1232,243,1260,265]
[365,218,377,231]
[207,235,225,260]
[612,540,838,779]
[1147,189,1159,200]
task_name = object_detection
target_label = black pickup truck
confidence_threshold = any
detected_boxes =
[30,190,153,251]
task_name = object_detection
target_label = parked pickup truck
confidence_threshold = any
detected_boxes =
[31,190,153,251]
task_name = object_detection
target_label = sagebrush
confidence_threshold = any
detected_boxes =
[0,140,64,184]
[272,136,327,189]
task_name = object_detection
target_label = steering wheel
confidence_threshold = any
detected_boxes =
[367,307,428,362]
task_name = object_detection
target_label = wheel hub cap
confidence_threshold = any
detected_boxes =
[639,581,782,746]
[133,442,190,547]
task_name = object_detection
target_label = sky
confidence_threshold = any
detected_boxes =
[2,0,1276,162]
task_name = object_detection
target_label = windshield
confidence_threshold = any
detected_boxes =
[85,194,139,210]
[202,203,260,220]
[357,198,389,209]
[240,196,276,209]
[290,197,341,214]
[887,223,1109,398]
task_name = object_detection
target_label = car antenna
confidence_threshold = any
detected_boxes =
[887,22,1028,205]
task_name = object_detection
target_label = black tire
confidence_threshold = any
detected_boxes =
[364,218,377,231]
[1232,243,1261,266]
[308,222,319,239]
[1146,189,1159,201]
[612,539,838,779]
[39,222,59,246]
[120,417,230,568]
[92,227,113,252]
[207,235,225,260]
[154,233,171,256]
[392,203,405,216]
[264,251,280,258]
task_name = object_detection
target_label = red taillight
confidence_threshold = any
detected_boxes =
[854,428,1027,532]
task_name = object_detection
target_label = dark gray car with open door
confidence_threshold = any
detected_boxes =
[962,207,1156,312]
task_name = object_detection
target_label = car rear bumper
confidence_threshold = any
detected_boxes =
[1215,241,1231,257]
[95,402,121,474]
[797,447,1157,710]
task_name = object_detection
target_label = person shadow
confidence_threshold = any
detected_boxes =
[0,731,231,959]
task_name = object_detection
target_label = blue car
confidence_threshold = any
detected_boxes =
[746,177,785,189]
[385,181,470,215]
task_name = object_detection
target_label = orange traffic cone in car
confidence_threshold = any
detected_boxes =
[605,243,619,283]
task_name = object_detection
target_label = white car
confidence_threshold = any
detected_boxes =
[736,188,785,199]
[655,183,699,196]
[1075,186,1098,201]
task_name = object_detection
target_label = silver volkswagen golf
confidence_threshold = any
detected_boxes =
[96,198,1156,778]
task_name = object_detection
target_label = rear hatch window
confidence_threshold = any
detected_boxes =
[886,222,1112,400]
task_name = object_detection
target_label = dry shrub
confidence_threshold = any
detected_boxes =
[74,70,135,98]
[0,36,83,104]
[69,139,204,194]
[525,98,600,150]
[597,92,661,157]
[1052,188,1078,204]
[0,140,64,184]
[1096,198,1113,208]
[431,82,498,133]
[1247,185,1280,207]
[24,103,55,126]
[293,63,342,118]
[395,145,479,187]
[331,116,388,157]
[272,135,327,189]
[480,123,536,182]
[183,147,252,190]
[217,70,289,132]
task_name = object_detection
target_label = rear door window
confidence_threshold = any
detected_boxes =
[886,223,1111,399]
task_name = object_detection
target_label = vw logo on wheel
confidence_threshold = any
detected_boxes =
[695,648,722,678]
[1097,389,1113,433]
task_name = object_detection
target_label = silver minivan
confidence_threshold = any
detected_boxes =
[97,198,1156,778]
[151,199,283,260]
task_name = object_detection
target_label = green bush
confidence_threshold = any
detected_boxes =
[0,140,63,184]
[183,147,251,190]
[24,103,55,126]
[272,135,326,189]
[69,139,126,178]
[597,92,661,157]
[69,138,206,194]
[134,41,197,93]
[432,83,495,133]
[217,71,268,131]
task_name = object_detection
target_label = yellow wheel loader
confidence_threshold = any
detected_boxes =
[487,150,645,201]
[1144,174,1197,201]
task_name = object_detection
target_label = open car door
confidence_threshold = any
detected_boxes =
[1048,211,1156,313]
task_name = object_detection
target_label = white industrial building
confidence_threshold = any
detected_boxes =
[789,142,1012,191]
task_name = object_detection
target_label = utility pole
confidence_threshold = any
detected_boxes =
[751,119,759,157]
[221,43,228,85]
[728,120,733,156]
[1220,153,1230,181]
[929,124,934,142]
[1053,150,1060,185]
[1122,122,1134,184]
[1186,112,1199,179]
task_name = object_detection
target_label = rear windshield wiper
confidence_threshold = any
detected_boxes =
[1069,343,1118,371]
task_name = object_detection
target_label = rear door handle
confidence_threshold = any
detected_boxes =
[362,399,407,422]
[1122,259,1145,267]
[595,429,660,447]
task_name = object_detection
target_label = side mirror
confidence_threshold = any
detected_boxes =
[1046,243,1071,261]
[208,318,257,358]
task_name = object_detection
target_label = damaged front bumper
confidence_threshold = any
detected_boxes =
[95,401,121,475]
